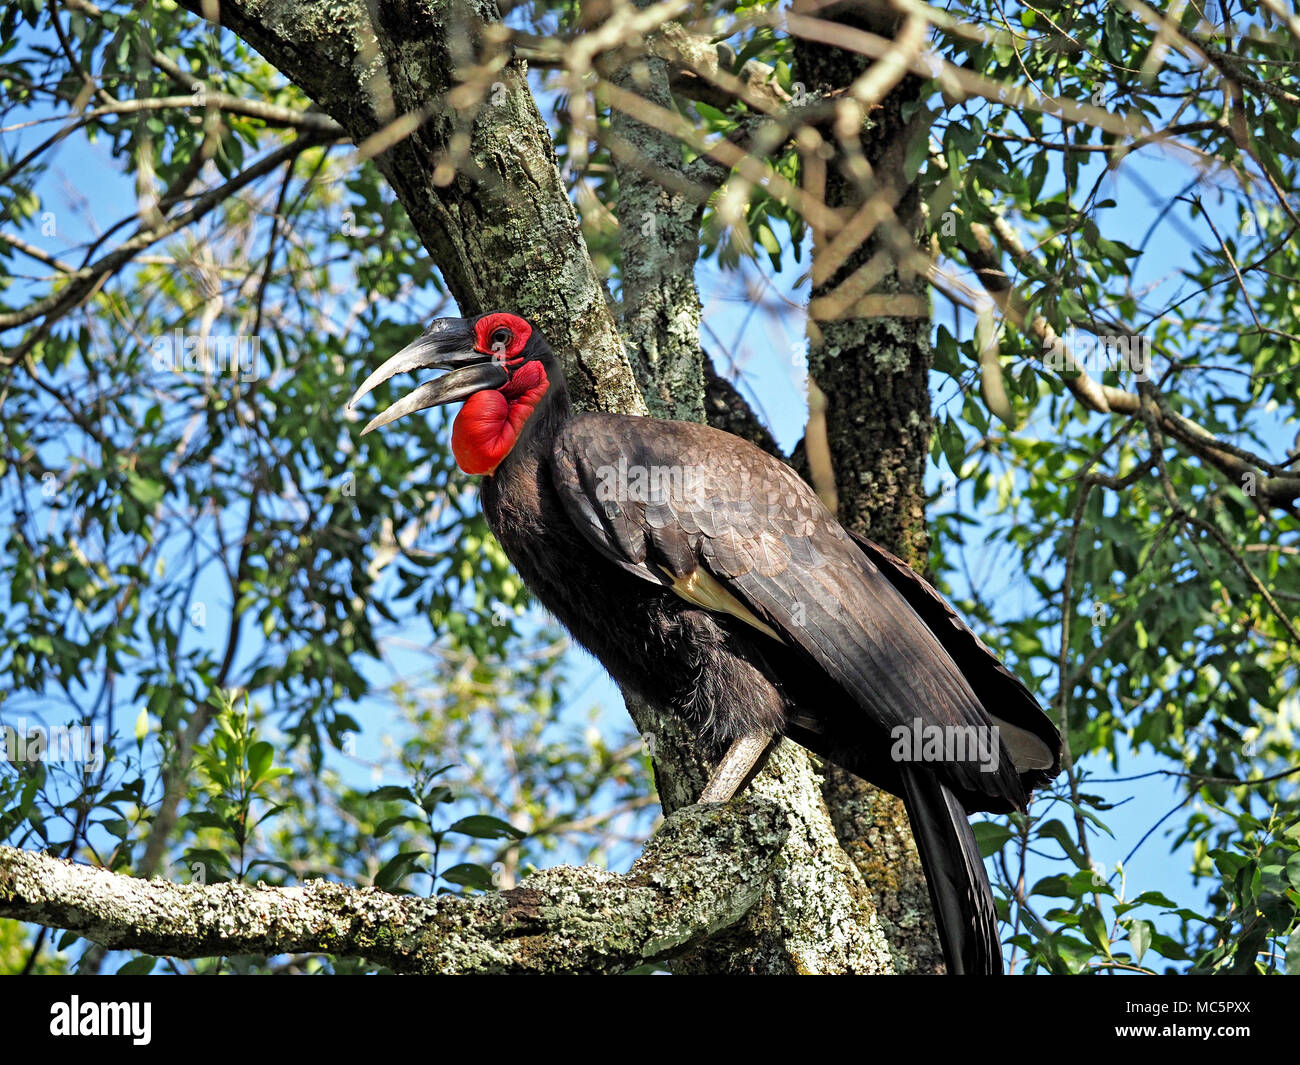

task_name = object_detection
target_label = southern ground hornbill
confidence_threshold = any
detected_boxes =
[349,311,1062,975]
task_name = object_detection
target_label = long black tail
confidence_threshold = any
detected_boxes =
[898,766,1002,975]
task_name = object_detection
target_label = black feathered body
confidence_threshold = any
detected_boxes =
[358,311,1062,973]
[481,393,1058,815]
[476,368,1061,975]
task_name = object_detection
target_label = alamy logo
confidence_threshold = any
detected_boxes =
[890,719,1001,773]
[49,997,151,1045]
[1043,327,1152,381]
[2,720,105,769]
[151,329,271,380]
[594,457,706,505]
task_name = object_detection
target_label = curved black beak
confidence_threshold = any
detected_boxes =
[347,317,508,436]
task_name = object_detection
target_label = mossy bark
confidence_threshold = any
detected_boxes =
[608,20,898,973]
[609,36,708,423]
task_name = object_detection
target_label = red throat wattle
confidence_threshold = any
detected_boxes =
[451,361,549,476]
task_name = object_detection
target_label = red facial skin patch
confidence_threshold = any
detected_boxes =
[473,312,532,362]
[451,360,549,475]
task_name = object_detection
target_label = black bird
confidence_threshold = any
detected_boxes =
[349,311,1062,974]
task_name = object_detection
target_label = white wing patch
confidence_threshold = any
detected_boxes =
[663,567,783,644]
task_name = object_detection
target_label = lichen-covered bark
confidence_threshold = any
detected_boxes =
[622,658,895,973]
[608,38,895,973]
[178,0,644,416]
[609,18,707,422]
[0,802,786,974]
[795,30,932,562]
[795,10,945,973]
[821,767,942,973]
[670,742,893,974]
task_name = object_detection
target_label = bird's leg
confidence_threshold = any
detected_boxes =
[699,731,776,802]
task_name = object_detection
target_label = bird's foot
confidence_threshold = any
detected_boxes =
[698,731,776,802]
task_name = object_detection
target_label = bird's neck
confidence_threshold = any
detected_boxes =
[478,371,571,482]
[478,379,571,554]
[451,362,569,477]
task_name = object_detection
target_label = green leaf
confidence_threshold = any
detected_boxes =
[374,849,425,890]
[447,815,525,841]
[1128,919,1151,964]
[375,814,420,838]
[441,863,496,891]
[1054,935,1095,974]
[183,810,229,830]
[1079,908,1111,956]
[116,955,157,975]
[1148,931,1190,962]
[125,473,165,509]
[1286,852,1300,891]
[100,818,131,840]
[185,848,232,875]
[1212,849,1248,879]
[420,786,455,811]
[246,741,273,784]
[367,785,417,804]
[1037,820,1088,868]
[1257,892,1292,930]
[938,415,966,476]
[971,820,1014,857]
[1129,890,1179,909]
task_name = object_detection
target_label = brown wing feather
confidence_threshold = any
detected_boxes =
[846,531,1061,788]
[550,413,1053,808]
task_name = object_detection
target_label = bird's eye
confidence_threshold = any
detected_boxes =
[491,328,511,348]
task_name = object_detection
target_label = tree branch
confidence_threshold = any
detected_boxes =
[0,802,787,974]
[0,132,336,331]
[961,215,1300,511]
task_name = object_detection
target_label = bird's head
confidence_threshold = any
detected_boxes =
[348,311,559,476]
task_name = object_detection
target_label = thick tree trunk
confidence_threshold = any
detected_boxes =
[607,10,903,974]
[795,3,947,973]
[608,28,708,423]
[177,0,644,417]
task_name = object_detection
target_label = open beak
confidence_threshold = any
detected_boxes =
[347,317,508,436]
